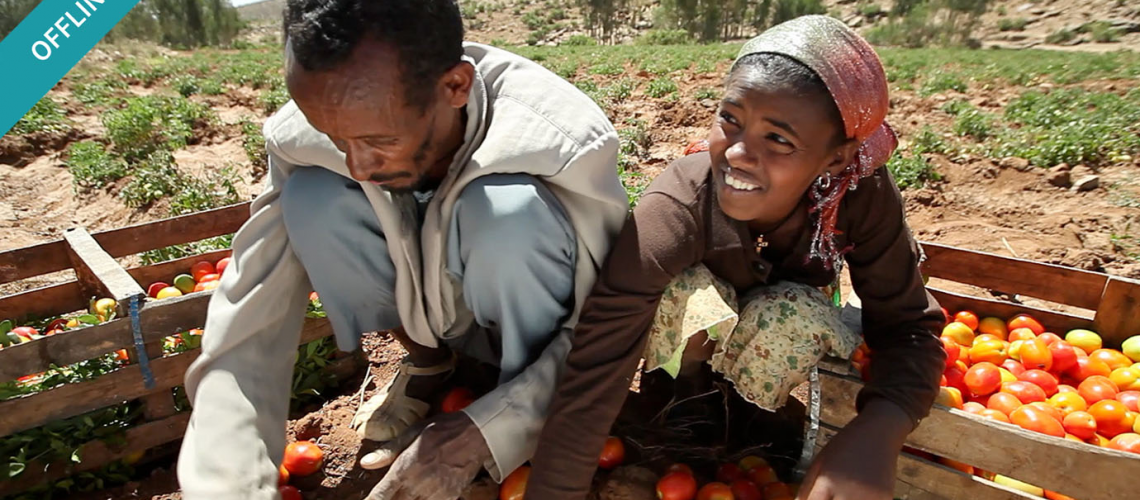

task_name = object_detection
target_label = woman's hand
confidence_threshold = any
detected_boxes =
[797,400,913,500]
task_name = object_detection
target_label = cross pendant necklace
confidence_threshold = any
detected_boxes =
[755,236,769,254]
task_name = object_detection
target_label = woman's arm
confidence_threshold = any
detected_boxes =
[525,191,702,500]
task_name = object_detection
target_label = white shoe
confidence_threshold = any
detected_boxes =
[350,354,457,441]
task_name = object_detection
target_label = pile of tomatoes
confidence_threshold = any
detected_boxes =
[863,310,1140,498]
[655,456,797,500]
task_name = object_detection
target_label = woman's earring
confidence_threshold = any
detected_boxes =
[815,173,832,190]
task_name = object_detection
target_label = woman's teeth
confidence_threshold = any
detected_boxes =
[725,172,759,191]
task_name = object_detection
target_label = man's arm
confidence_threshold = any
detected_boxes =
[177,145,312,500]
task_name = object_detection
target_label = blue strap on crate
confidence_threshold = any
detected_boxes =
[128,293,156,390]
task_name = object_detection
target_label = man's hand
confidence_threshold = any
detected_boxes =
[797,400,912,500]
[362,411,492,500]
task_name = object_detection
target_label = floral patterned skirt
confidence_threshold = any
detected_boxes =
[644,265,862,411]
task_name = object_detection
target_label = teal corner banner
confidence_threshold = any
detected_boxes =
[0,0,142,137]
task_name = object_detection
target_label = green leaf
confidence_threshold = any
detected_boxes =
[76,315,99,325]
[8,461,26,478]
[0,319,12,335]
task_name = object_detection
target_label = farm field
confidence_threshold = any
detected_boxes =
[2,2,1140,499]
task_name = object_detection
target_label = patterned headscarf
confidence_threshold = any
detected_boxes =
[689,15,897,271]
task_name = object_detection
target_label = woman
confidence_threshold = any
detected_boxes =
[525,16,946,500]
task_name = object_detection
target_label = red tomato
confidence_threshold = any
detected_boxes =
[964,362,1002,397]
[1019,370,1060,397]
[215,257,232,275]
[940,337,960,369]
[47,318,68,332]
[763,482,795,500]
[1037,332,1062,346]
[1010,405,1066,437]
[190,261,216,281]
[943,363,970,395]
[716,463,744,484]
[731,479,763,500]
[1001,381,1047,404]
[954,311,980,331]
[147,282,170,299]
[657,471,698,500]
[598,436,625,470]
[1002,359,1027,377]
[282,441,323,477]
[1008,315,1045,335]
[12,326,38,340]
[1117,391,1140,412]
[696,482,734,500]
[987,392,1023,416]
[1079,376,1120,405]
[667,463,694,476]
[441,387,476,413]
[1048,341,1079,375]
[278,464,290,486]
[1020,339,1053,372]
[500,465,530,500]
[114,349,130,362]
[1108,433,1140,454]
[279,485,302,500]
[1063,411,1098,440]
[683,139,709,156]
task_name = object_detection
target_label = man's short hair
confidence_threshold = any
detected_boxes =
[284,0,465,109]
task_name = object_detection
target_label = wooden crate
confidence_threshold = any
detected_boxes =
[0,203,353,497]
[816,242,1140,500]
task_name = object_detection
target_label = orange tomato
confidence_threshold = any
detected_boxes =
[988,392,1023,417]
[1087,434,1111,447]
[1093,349,1134,371]
[1048,391,1088,416]
[598,437,625,469]
[974,334,1004,345]
[763,482,794,500]
[940,337,960,369]
[938,457,974,474]
[963,402,986,414]
[1008,315,1045,335]
[1028,402,1065,423]
[1008,328,1038,343]
[1066,356,1112,382]
[282,441,323,477]
[964,362,1003,397]
[215,256,231,275]
[1010,405,1066,437]
[500,465,530,500]
[737,455,768,472]
[114,349,130,362]
[969,340,1009,365]
[943,322,976,347]
[979,409,1011,423]
[1044,490,1079,500]
[937,387,965,409]
[1089,400,1132,438]
[1002,381,1048,404]
[977,317,1008,339]
[1037,332,1062,346]
[657,471,698,500]
[1108,433,1140,454]
[1117,391,1140,412]
[954,311,980,331]
[1048,341,1080,375]
[696,482,734,500]
[746,464,779,486]
[1078,376,1120,405]
[1020,339,1053,372]
[1001,359,1027,377]
[190,261,215,281]
[278,465,290,486]
[198,273,221,283]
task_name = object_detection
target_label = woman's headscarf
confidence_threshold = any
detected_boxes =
[690,15,898,272]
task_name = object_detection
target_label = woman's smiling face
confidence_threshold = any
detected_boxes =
[707,58,857,227]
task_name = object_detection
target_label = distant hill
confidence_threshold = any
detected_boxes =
[237,0,285,22]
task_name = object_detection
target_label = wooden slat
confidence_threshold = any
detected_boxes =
[816,425,1038,500]
[0,281,86,325]
[0,352,200,438]
[0,240,70,285]
[1093,276,1140,348]
[93,202,250,258]
[920,242,1108,311]
[928,288,1094,333]
[819,370,1140,500]
[63,227,147,309]
[0,413,190,498]
[127,249,233,288]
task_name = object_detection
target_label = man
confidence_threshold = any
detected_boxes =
[175,1,628,499]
